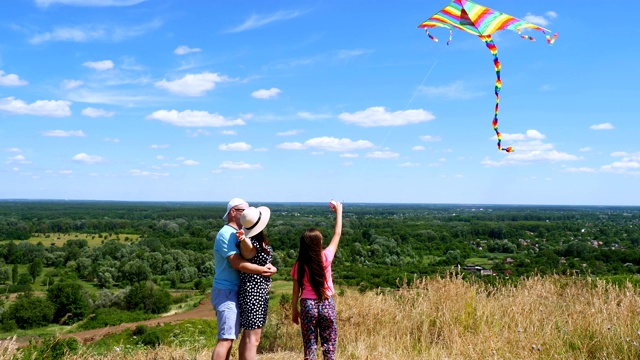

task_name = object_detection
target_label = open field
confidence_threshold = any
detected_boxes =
[1,275,638,359]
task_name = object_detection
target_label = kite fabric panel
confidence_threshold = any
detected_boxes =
[418,0,557,153]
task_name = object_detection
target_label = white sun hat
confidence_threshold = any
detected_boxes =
[240,206,271,237]
[223,198,248,222]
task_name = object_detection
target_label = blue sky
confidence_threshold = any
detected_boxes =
[1,0,638,206]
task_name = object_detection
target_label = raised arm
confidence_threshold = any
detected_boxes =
[236,229,257,259]
[326,201,343,254]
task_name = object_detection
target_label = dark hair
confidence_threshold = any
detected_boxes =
[296,228,327,299]
[253,230,271,255]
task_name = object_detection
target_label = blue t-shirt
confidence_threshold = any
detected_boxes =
[213,224,240,290]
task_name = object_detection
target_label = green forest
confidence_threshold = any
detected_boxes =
[0,200,639,334]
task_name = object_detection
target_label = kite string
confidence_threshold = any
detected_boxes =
[375,60,438,150]
[404,60,437,111]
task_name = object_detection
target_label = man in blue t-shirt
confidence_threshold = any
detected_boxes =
[211,198,277,360]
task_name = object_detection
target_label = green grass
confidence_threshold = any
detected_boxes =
[85,319,217,356]
[465,257,495,266]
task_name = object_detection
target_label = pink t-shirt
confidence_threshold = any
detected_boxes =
[290,248,335,299]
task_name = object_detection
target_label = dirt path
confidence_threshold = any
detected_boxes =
[9,297,215,347]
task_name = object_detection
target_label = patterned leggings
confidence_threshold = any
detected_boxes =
[299,297,337,360]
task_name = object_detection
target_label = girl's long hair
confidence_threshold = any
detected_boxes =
[296,228,327,299]
[253,230,271,255]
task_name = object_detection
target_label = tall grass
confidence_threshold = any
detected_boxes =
[1,274,639,359]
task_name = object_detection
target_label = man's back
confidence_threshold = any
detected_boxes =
[213,224,240,289]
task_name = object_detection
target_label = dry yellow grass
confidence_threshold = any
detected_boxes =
[2,274,639,359]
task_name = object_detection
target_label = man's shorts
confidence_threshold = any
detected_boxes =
[211,288,241,340]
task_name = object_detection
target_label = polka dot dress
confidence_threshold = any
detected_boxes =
[238,238,272,330]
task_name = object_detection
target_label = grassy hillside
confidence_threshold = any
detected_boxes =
[2,274,639,359]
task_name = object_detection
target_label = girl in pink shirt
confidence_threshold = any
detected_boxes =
[291,201,343,360]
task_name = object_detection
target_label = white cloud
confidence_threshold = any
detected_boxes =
[219,142,252,151]
[183,160,199,166]
[174,45,201,55]
[155,72,231,96]
[366,151,400,159]
[36,0,146,7]
[280,136,375,152]
[61,79,84,89]
[339,106,435,127]
[6,155,30,164]
[412,146,426,151]
[83,60,115,71]
[41,130,86,137]
[600,152,640,175]
[590,123,614,130]
[277,142,306,150]
[399,162,420,167]
[336,49,371,60]
[564,167,596,173]
[30,20,162,44]
[523,13,550,26]
[610,151,640,161]
[499,129,546,141]
[59,170,73,174]
[7,148,22,153]
[0,71,28,86]
[297,111,331,120]
[277,130,303,136]
[186,129,210,137]
[340,153,359,158]
[221,130,236,135]
[104,137,120,142]
[82,107,114,118]
[546,11,558,19]
[130,169,169,178]
[147,110,246,127]
[481,130,581,167]
[601,161,640,172]
[0,97,71,117]
[72,153,104,164]
[227,10,304,33]
[218,161,262,170]
[420,81,483,100]
[579,147,592,152]
[420,135,441,142]
[150,144,169,149]
[251,88,281,99]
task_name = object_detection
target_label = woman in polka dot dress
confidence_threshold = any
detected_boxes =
[236,206,273,360]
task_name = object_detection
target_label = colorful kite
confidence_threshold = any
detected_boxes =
[418,0,557,152]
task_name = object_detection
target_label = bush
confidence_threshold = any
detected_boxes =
[47,282,89,325]
[0,319,17,332]
[5,294,54,329]
[138,327,163,348]
[124,281,172,314]
[77,308,154,331]
[132,324,148,336]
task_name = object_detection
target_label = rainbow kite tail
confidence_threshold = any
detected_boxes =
[425,28,453,45]
[481,35,512,153]
[425,29,438,42]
